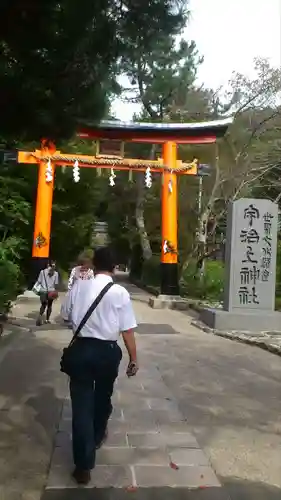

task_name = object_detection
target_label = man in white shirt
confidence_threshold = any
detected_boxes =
[62,246,138,485]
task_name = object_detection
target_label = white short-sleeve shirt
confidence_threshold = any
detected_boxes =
[67,266,95,290]
[62,274,137,340]
[38,268,59,292]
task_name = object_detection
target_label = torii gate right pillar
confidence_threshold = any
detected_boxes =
[160,142,179,296]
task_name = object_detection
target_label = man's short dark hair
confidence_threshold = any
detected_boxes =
[93,247,116,273]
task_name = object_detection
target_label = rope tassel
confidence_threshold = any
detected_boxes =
[73,160,80,182]
[109,168,116,186]
[45,159,53,183]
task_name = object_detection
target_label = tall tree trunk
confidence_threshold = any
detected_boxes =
[197,207,210,280]
[180,144,220,278]
[135,174,153,260]
[135,144,156,260]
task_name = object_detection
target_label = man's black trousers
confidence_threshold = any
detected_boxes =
[67,337,122,470]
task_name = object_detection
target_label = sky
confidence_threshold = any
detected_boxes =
[112,0,281,120]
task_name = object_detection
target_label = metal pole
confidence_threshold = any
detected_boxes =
[197,176,203,244]
[198,175,203,216]
[197,175,205,278]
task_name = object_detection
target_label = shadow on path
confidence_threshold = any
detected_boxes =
[224,477,281,500]
[0,328,67,500]
[40,478,281,500]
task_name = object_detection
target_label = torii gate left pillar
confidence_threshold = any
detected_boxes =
[29,143,55,287]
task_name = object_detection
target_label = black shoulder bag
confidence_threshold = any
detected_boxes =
[60,282,113,374]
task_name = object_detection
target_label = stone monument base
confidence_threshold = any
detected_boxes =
[200,308,281,333]
[149,294,189,311]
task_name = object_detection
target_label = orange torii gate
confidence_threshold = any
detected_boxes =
[17,118,233,295]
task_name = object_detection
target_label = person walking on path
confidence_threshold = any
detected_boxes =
[35,261,59,326]
[62,246,138,485]
[61,250,95,324]
[67,249,94,291]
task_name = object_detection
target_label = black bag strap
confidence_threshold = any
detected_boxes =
[43,268,57,293]
[68,282,113,347]
[42,269,49,292]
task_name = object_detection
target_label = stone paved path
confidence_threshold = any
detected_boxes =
[46,354,221,493]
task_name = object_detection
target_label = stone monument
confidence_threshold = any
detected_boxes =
[200,198,281,332]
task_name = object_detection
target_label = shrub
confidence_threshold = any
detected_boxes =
[275,241,281,296]
[129,243,144,280]
[0,258,21,314]
[275,296,281,311]
[0,236,24,314]
[141,255,161,287]
[181,259,224,301]
[57,267,69,291]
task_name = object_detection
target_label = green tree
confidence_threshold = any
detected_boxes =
[118,15,202,259]
[205,59,281,233]
[0,161,33,309]
[178,58,281,274]
[51,168,109,270]
[1,0,189,142]
[122,37,202,120]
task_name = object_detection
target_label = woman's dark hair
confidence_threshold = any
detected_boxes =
[93,247,116,273]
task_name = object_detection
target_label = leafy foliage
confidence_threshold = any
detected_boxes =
[180,260,224,300]
[3,0,281,307]
[51,167,108,269]
[1,0,190,142]
[0,258,21,314]
[0,236,23,313]
[141,255,161,287]
[117,5,202,260]
[122,36,202,120]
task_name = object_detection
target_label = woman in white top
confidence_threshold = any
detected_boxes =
[61,250,95,323]
[36,260,59,325]
[68,250,94,291]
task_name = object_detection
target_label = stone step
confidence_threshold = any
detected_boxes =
[42,487,229,500]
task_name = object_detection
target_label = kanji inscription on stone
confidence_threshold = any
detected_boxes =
[224,199,278,311]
